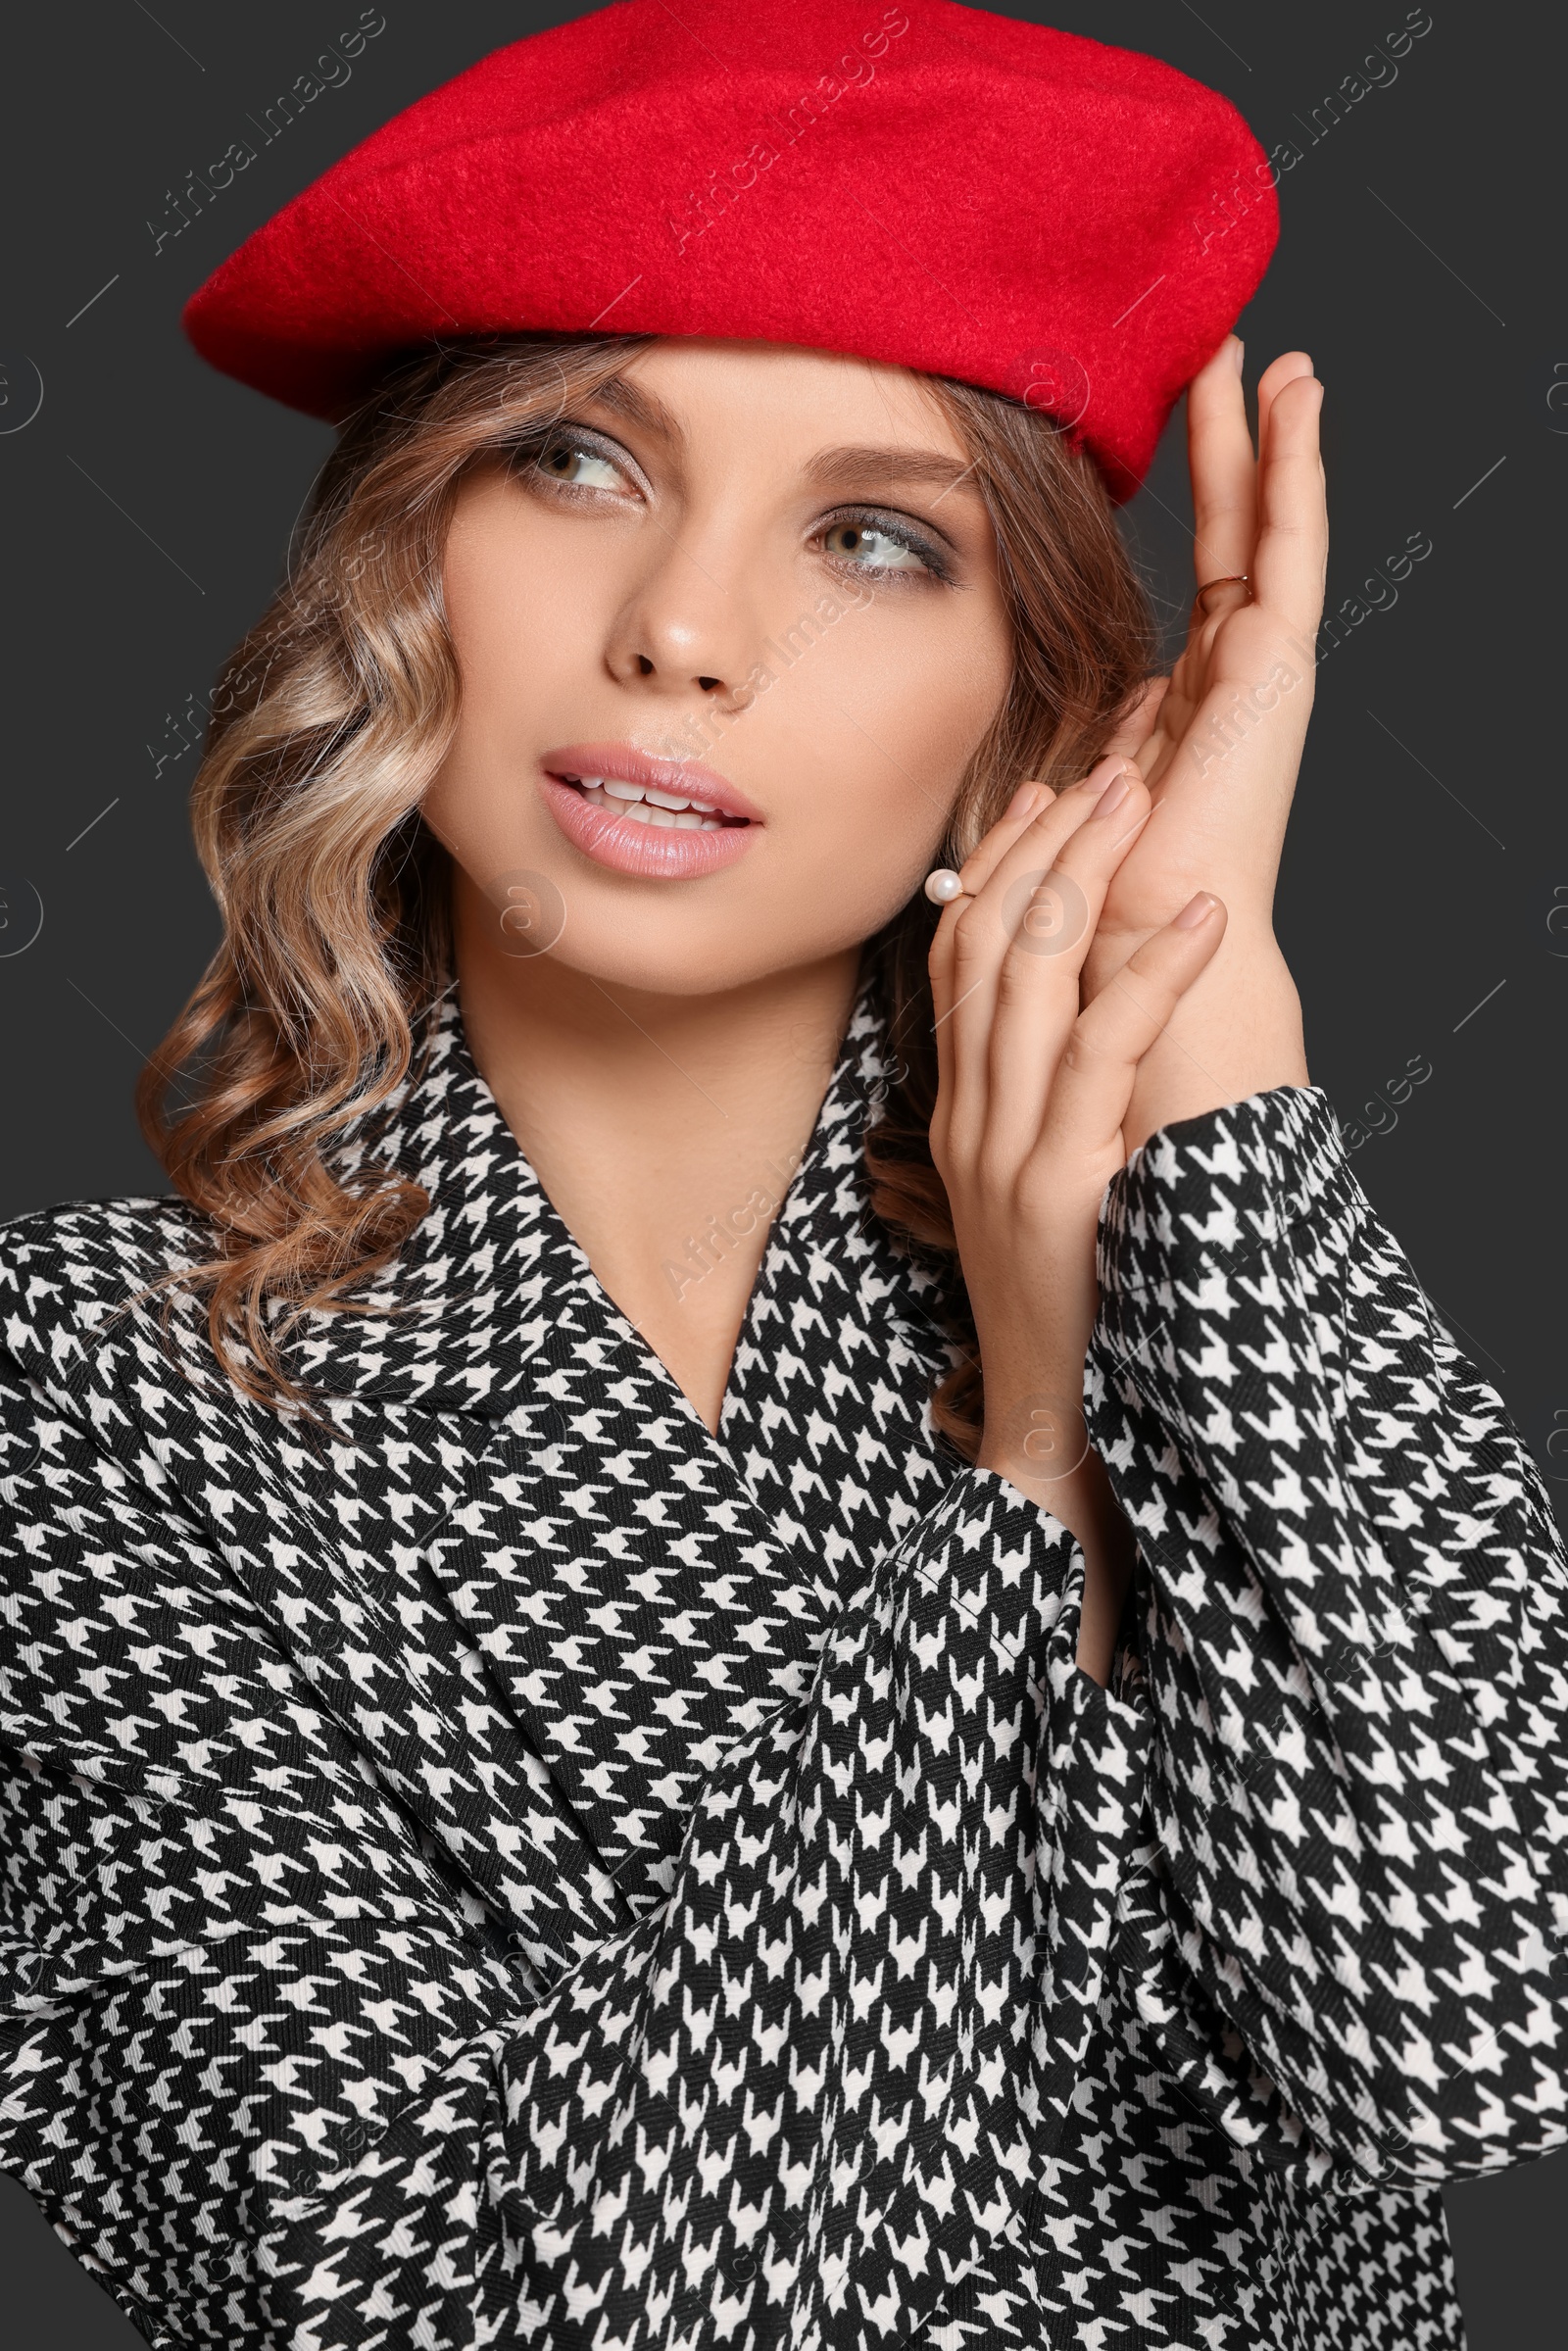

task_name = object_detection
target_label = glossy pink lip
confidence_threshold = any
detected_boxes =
[538,742,762,881]
[544,743,762,822]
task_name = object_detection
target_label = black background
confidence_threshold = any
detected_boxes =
[1,1,1564,2342]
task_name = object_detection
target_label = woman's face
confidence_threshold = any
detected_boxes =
[422,338,1013,995]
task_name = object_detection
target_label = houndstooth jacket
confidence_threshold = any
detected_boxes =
[1,985,1565,2351]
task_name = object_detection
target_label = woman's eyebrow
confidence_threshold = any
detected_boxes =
[587,375,683,441]
[571,397,980,508]
[564,397,982,516]
[802,445,980,500]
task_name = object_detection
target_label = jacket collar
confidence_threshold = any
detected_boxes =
[279,975,900,1418]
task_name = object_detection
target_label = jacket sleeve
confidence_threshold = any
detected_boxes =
[1085,1083,1568,2188]
[0,1344,1150,2350]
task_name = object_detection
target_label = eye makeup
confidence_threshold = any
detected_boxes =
[506,420,648,501]
[503,414,964,587]
[814,507,955,584]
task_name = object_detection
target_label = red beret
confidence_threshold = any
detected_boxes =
[183,0,1277,502]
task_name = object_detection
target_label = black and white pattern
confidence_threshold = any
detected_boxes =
[1,986,1564,2349]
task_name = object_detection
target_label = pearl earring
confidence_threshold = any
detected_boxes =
[923,869,966,906]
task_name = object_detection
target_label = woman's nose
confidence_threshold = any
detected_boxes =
[604,533,759,707]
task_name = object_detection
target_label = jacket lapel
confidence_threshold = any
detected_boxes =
[104,987,959,1954]
[412,989,958,1909]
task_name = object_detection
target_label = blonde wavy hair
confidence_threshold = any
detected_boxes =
[139,334,1155,1443]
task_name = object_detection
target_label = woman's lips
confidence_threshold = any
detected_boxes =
[538,743,761,880]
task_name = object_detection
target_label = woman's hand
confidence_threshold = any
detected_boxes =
[1084,337,1328,1153]
[928,757,1227,1681]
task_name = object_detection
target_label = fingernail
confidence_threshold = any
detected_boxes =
[1095,772,1133,817]
[1175,891,1218,928]
[1230,336,1245,374]
[1082,758,1127,797]
[1007,780,1042,818]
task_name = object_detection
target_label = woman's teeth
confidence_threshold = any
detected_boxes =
[558,773,732,831]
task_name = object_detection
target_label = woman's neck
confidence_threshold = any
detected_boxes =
[454,902,863,1434]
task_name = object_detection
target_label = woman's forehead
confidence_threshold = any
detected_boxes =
[606,337,971,460]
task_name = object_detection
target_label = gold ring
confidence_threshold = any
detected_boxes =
[1194,573,1251,618]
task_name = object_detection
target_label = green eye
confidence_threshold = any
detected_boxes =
[533,439,630,492]
[822,520,933,573]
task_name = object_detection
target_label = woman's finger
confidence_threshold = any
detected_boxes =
[962,765,1153,1162]
[1102,675,1170,766]
[931,774,1072,1054]
[1249,369,1328,643]
[956,756,1134,933]
[930,780,1051,1103]
[1035,891,1229,1161]
[957,778,1056,899]
[1254,348,1315,458]
[1187,335,1256,595]
[929,758,1127,1129]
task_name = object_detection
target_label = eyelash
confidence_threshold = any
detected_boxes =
[815,509,952,586]
[511,427,955,584]
[510,426,641,501]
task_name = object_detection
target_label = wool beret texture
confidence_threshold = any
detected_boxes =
[182,0,1278,501]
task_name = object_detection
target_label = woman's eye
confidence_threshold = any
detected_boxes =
[531,439,632,493]
[820,519,937,575]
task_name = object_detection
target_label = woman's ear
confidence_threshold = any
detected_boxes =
[1102,675,1170,762]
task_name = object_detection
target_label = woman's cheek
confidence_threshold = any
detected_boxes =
[778,600,1007,834]
[760,704,956,940]
[443,491,609,720]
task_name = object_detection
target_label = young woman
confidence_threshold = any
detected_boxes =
[2,5,1564,2348]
